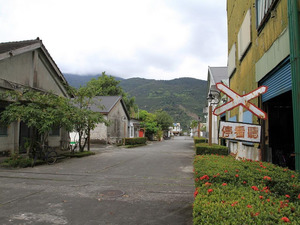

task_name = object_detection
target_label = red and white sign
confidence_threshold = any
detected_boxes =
[219,121,261,143]
[213,83,268,120]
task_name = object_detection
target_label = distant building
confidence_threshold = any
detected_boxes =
[89,96,130,144]
[170,123,182,136]
[205,66,228,144]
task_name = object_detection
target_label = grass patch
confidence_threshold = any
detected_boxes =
[0,154,40,168]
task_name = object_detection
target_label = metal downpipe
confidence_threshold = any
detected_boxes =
[288,0,300,171]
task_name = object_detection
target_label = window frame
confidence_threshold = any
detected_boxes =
[49,125,60,136]
[256,0,279,32]
[0,108,8,136]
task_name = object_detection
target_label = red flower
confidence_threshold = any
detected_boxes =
[254,212,260,217]
[204,182,212,186]
[259,196,263,199]
[291,175,295,178]
[281,217,290,222]
[251,186,259,191]
[194,190,198,198]
[263,176,271,181]
[285,195,290,198]
[267,199,270,202]
[224,170,228,173]
[243,181,247,184]
[235,169,239,172]
[195,178,199,182]
[247,205,252,208]
[231,201,238,207]
[298,194,300,199]
[222,183,227,186]
[235,174,239,178]
[207,189,213,193]
[200,175,209,180]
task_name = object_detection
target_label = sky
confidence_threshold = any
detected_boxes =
[0,0,228,81]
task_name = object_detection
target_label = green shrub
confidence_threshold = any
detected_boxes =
[63,151,95,158]
[124,137,147,146]
[195,143,228,155]
[193,137,207,144]
[193,155,300,224]
[1,154,33,168]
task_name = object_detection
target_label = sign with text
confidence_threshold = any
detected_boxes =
[219,121,261,143]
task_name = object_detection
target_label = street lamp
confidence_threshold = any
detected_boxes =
[207,90,220,146]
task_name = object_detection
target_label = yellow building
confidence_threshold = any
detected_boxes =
[227,0,300,170]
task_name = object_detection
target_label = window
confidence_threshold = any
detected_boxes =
[238,9,251,60]
[0,124,7,136]
[228,44,236,77]
[49,125,60,136]
[256,0,277,28]
[0,109,7,136]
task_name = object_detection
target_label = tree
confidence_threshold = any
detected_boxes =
[155,110,173,131]
[86,72,138,117]
[190,120,198,129]
[139,110,158,140]
[68,85,107,152]
[87,72,123,96]
[0,89,74,151]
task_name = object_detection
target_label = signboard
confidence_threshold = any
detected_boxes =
[219,121,261,143]
[213,83,268,120]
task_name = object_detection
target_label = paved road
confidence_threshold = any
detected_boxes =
[0,136,195,225]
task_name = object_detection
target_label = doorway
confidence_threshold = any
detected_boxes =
[264,91,295,169]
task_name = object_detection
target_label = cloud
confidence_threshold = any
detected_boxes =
[0,0,228,80]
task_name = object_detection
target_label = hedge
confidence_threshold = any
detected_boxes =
[195,143,228,156]
[124,137,147,146]
[193,155,300,224]
[194,137,207,144]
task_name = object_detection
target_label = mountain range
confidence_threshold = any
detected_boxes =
[64,73,207,131]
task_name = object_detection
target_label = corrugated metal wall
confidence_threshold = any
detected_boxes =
[261,58,291,102]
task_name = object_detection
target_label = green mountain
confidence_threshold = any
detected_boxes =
[64,74,207,131]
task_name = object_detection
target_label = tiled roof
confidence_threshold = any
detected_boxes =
[89,96,130,119]
[0,38,40,54]
[0,38,69,90]
[90,96,121,113]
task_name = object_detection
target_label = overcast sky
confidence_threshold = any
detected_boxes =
[0,0,228,80]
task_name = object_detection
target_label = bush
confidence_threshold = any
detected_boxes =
[194,137,207,144]
[193,155,300,224]
[124,137,147,146]
[63,151,95,158]
[1,154,33,168]
[195,143,228,155]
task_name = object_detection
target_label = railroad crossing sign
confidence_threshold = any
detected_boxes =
[213,83,268,120]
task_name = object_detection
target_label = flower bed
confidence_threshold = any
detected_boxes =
[193,155,300,224]
[195,143,228,155]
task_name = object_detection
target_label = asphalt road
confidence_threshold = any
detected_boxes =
[0,136,195,225]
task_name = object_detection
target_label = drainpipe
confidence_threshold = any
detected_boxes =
[288,0,300,171]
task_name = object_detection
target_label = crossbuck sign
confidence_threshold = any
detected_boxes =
[213,83,268,120]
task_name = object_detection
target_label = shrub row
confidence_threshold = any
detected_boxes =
[193,137,207,144]
[124,137,147,146]
[63,151,95,158]
[195,143,229,156]
[193,154,300,224]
